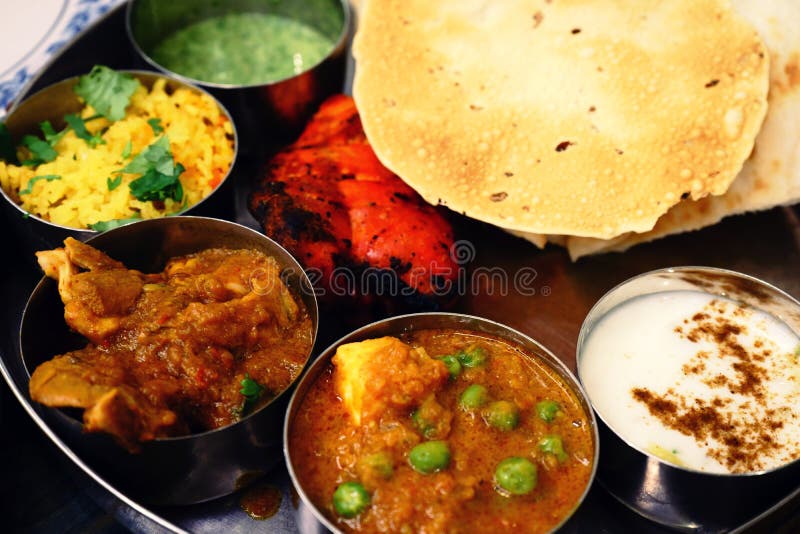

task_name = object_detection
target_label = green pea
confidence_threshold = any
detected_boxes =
[484,400,519,431]
[536,400,562,423]
[459,384,489,410]
[539,435,569,463]
[411,409,436,439]
[361,451,394,480]
[440,354,462,379]
[332,481,370,518]
[457,346,488,368]
[495,456,538,496]
[408,440,450,474]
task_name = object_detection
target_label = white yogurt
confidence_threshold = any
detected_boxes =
[580,290,800,474]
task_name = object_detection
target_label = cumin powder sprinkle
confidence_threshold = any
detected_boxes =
[632,299,798,473]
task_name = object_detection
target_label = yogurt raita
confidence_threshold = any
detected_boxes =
[580,290,800,474]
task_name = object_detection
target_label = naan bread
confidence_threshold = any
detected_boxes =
[560,0,800,259]
[353,0,769,239]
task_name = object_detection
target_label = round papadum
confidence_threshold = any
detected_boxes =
[559,0,800,258]
[353,0,769,239]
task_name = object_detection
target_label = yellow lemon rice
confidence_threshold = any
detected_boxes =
[0,78,234,229]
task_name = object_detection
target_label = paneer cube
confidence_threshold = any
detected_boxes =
[333,336,449,425]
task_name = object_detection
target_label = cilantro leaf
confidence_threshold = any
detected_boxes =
[88,215,141,232]
[0,123,17,164]
[120,136,171,174]
[147,118,164,135]
[240,375,263,398]
[107,175,122,191]
[121,140,132,159]
[40,120,66,146]
[64,114,105,148]
[21,135,57,165]
[239,374,265,416]
[73,66,140,122]
[18,120,71,166]
[120,136,185,203]
[129,163,184,202]
[19,174,60,195]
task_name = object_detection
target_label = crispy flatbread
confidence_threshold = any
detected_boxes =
[353,0,769,239]
[557,0,800,259]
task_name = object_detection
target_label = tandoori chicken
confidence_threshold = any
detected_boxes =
[249,95,458,309]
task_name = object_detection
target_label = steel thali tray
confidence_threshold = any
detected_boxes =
[2,5,800,533]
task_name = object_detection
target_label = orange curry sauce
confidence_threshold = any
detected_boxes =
[29,243,313,448]
[289,329,595,533]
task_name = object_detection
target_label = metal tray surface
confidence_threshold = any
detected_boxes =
[3,5,800,533]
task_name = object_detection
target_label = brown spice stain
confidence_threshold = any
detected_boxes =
[682,361,706,375]
[785,53,800,90]
[632,298,793,472]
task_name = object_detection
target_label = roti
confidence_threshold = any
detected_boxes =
[353,0,769,239]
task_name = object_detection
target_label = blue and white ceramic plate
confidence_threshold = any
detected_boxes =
[0,0,125,118]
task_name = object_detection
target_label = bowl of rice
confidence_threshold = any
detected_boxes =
[0,66,237,253]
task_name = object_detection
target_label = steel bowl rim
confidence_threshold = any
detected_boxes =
[283,311,600,534]
[19,214,319,444]
[124,0,352,90]
[0,69,240,234]
[576,264,800,479]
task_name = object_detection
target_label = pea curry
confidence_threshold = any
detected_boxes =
[289,329,595,532]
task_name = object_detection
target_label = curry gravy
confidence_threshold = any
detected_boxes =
[289,329,594,533]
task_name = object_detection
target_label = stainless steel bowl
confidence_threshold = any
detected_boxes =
[19,216,318,505]
[126,0,351,141]
[284,312,600,533]
[0,70,239,258]
[576,266,800,531]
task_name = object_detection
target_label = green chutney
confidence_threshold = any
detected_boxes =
[151,12,336,85]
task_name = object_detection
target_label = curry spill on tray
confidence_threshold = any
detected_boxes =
[28,237,313,451]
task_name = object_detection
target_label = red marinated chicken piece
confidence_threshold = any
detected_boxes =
[293,94,368,148]
[249,95,457,304]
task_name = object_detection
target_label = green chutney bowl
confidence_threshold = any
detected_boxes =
[126,0,351,142]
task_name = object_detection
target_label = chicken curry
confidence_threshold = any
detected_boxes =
[29,237,313,451]
[289,329,595,533]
